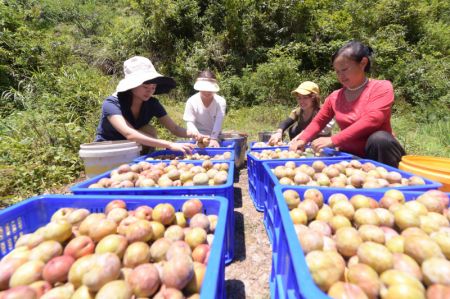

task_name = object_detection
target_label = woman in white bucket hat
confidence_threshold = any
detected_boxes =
[183,70,226,148]
[95,56,202,154]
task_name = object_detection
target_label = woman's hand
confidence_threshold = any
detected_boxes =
[209,139,220,147]
[168,142,195,154]
[289,139,306,152]
[268,132,282,145]
[187,129,200,140]
[311,137,334,152]
[197,133,210,141]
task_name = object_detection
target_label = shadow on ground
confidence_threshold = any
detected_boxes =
[233,166,243,208]
[232,211,246,262]
[226,279,246,298]
[234,187,243,208]
[233,166,242,183]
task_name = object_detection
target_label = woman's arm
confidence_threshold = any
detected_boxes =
[108,115,194,153]
[308,118,337,151]
[319,118,335,137]
[279,117,295,133]
[158,115,194,138]
[186,121,200,136]
[269,117,295,144]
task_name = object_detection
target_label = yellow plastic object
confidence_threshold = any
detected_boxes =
[399,155,450,191]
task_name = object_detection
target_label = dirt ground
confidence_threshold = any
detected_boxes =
[225,167,271,299]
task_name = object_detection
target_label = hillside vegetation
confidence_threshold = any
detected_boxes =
[0,0,449,201]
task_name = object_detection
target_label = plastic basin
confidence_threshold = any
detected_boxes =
[79,141,142,178]
[399,155,450,191]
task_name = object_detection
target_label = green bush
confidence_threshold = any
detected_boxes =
[139,0,202,65]
[390,54,450,122]
[220,54,301,107]
[0,110,86,199]
[29,0,114,36]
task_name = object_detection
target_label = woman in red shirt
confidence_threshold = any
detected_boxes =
[289,41,405,167]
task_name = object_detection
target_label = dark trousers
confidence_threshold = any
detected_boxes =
[364,131,406,168]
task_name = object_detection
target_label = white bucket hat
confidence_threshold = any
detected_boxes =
[193,77,220,93]
[116,56,176,94]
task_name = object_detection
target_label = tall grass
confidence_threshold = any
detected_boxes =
[393,116,450,157]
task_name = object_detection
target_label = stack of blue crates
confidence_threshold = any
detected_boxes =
[245,140,444,298]
[0,142,239,298]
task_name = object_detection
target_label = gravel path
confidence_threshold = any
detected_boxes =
[225,167,272,299]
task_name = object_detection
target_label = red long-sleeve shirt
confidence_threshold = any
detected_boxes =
[300,79,394,157]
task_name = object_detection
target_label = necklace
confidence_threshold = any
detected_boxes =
[346,78,369,91]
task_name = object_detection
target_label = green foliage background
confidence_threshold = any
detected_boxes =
[0,0,449,201]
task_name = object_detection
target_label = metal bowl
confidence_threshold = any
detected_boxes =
[218,132,248,168]
[258,131,277,142]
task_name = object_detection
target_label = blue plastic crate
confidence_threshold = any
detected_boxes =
[70,160,235,264]
[133,148,235,163]
[249,141,289,150]
[247,149,354,212]
[261,159,442,235]
[269,186,449,299]
[0,194,228,299]
[176,140,239,168]
[176,139,236,149]
[262,159,442,245]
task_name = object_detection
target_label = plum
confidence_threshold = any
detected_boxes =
[357,242,393,274]
[95,280,132,299]
[64,235,95,259]
[128,264,160,297]
[161,255,194,290]
[346,263,380,299]
[42,255,75,284]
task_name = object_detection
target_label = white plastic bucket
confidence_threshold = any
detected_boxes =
[79,141,142,178]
